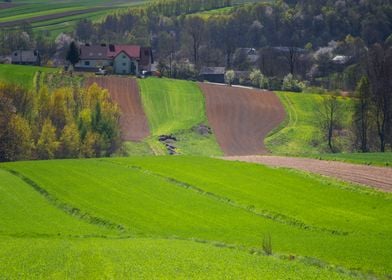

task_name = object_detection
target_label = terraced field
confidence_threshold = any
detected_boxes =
[1,157,391,278]
[0,0,147,36]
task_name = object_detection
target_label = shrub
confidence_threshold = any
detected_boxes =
[262,234,273,255]
[225,70,235,86]
[282,74,303,92]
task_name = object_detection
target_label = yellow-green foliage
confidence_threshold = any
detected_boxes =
[0,81,121,161]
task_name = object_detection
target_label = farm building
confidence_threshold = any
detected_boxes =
[11,50,41,66]
[199,67,226,83]
[76,44,153,75]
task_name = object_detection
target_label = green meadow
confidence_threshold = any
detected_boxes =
[265,91,355,155]
[1,157,391,278]
[0,64,57,89]
[136,78,222,156]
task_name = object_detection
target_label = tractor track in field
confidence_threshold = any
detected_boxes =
[225,155,392,192]
[85,76,150,142]
[199,83,286,156]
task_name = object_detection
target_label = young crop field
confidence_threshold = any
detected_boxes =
[0,64,57,89]
[0,157,391,278]
[0,0,148,36]
[265,92,355,155]
[313,152,392,167]
[137,78,222,156]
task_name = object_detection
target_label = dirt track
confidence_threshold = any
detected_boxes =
[225,156,392,192]
[199,83,285,156]
[86,77,150,141]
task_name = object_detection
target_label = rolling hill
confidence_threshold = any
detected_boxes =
[1,157,391,278]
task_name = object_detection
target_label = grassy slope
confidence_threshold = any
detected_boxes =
[0,169,113,237]
[0,64,56,89]
[0,238,354,280]
[138,78,205,135]
[1,157,391,278]
[265,92,354,155]
[137,78,222,156]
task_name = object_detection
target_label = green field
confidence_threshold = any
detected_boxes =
[0,157,391,278]
[313,152,392,167]
[136,78,222,156]
[266,92,355,155]
[0,64,57,89]
[1,0,147,37]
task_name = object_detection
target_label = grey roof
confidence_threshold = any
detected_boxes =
[200,66,226,75]
[11,50,39,63]
[79,45,109,60]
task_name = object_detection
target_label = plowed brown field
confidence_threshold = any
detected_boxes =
[225,155,392,192]
[199,83,285,156]
[86,77,150,141]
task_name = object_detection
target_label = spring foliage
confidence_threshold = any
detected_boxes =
[0,81,120,162]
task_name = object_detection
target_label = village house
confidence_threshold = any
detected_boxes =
[11,50,41,66]
[76,44,153,75]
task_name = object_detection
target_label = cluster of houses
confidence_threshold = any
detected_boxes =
[11,43,153,75]
[10,45,351,83]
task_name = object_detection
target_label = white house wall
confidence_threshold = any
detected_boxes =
[114,53,139,75]
[76,59,112,69]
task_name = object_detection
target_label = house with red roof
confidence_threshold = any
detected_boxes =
[75,44,153,75]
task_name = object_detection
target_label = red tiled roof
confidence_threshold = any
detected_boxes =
[108,45,141,59]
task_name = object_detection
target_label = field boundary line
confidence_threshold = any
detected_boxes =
[1,167,127,234]
[103,160,348,236]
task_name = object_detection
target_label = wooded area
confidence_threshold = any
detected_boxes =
[0,77,121,161]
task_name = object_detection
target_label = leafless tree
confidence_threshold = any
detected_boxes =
[184,16,204,66]
[366,44,392,152]
[317,95,342,152]
[354,77,372,152]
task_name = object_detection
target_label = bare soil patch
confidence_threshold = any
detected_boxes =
[225,155,392,192]
[199,83,285,156]
[86,76,150,141]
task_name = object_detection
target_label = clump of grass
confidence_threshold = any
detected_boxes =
[262,234,272,255]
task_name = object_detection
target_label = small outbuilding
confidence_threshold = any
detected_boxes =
[11,50,41,66]
[199,67,226,83]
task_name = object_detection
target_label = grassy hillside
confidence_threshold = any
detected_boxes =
[266,92,355,155]
[0,238,355,279]
[1,157,391,278]
[0,64,57,89]
[137,78,222,156]
[138,78,206,135]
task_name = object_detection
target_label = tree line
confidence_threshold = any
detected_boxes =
[0,77,121,162]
